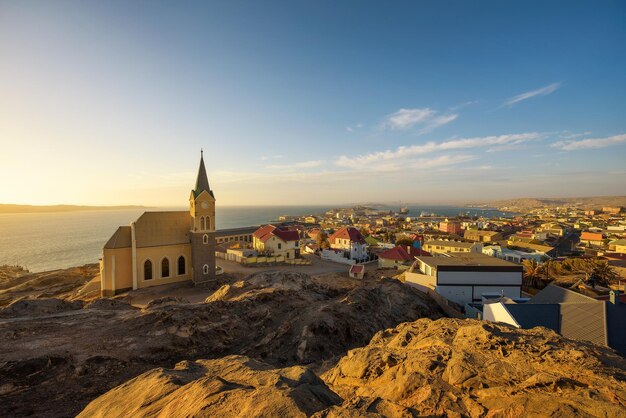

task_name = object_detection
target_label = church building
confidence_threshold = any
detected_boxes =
[100,152,216,296]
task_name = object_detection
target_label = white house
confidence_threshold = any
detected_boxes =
[405,253,523,305]
[328,226,368,262]
[482,245,548,264]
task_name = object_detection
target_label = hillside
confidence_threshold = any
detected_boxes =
[469,196,626,211]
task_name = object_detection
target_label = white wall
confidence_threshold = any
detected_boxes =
[321,249,355,265]
[483,302,520,327]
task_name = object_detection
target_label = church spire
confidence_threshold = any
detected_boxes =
[193,150,214,198]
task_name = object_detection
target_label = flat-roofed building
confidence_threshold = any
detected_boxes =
[439,221,462,235]
[406,253,522,305]
[463,229,504,243]
[423,240,482,254]
[215,226,258,245]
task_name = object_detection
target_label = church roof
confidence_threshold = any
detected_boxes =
[193,151,215,199]
[104,226,132,249]
[134,211,192,248]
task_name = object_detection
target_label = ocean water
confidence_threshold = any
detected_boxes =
[0,205,512,272]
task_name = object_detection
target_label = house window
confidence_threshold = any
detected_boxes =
[286,252,289,258]
[203,234,209,244]
[200,217,205,230]
[177,256,185,275]
[278,243,282,250]
[161,258,170,278]
[144,260,153,280]
[203,264,209,275]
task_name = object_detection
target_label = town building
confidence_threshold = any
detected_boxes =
[377,245,430,268]
[463,229,504,243]
[483,286,625,355]
[439,221,462,235]
[482,245,547,263]
[405,253,522,305]
[100,152,216,296]
[580,231,604,247]
[423,240,482,254]
[252,224,300,259]
[328,226,368,262]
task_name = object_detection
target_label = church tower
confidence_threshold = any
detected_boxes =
[189,150,216,285]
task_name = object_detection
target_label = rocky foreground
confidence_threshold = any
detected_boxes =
[78,318,626,417]
[2,268,625,417]
[0,271,441,417]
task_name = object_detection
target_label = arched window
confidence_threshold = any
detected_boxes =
[200,217,205,230]
[177,256,185,275]
[144,260,153,280]
[203,234,209,244]
[161,258,170,278]
[203,264,209,275]
[206,217,211,231]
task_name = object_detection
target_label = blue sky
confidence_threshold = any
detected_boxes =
[1,1,625,206]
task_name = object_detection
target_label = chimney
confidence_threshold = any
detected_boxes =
[609,290,620,305]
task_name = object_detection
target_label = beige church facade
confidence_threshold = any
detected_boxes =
[100,152,216,296]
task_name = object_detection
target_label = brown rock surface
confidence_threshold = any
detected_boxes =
[322,318,626,417]
[78,355,342,418]
[0,264,100,307]
[0,271,441,417]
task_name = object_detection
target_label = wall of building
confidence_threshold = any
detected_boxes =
[483,302,520,327]
[101,247,133,296]
[135,244,192,289]
[253,235,298,259]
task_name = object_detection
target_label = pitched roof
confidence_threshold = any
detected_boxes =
[559,302,607,346]
[134,211,192,248]
[530,284,598,304]
[378,246,430,261]
[253,224,299,243]
[329,226,366,244]
[104,226,131,249]
[192,151,215,199]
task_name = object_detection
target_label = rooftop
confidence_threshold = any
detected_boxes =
[416,253,520,268]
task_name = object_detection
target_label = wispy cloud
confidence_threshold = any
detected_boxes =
[559,131,592,140]
[383,108,458,133]
[260,154,284,161]
[335,132,543,168]
[267,160,324,170]
[503,82,561,107]
[552,133,626,151]
[346,123,363,133]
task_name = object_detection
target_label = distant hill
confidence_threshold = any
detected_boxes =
[0,204,149,214]
[468,196,626,210]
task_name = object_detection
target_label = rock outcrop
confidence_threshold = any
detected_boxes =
[78,355,342,418]
[0,271,441,417]
[322,318,626,417]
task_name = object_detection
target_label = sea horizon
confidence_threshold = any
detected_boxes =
[0,204,511,272]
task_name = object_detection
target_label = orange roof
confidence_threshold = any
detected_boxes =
[329,226,366,245]
[581,231,603,241]
[253,224,299,243]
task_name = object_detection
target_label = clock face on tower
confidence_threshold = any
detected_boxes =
[201,202,209,209]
